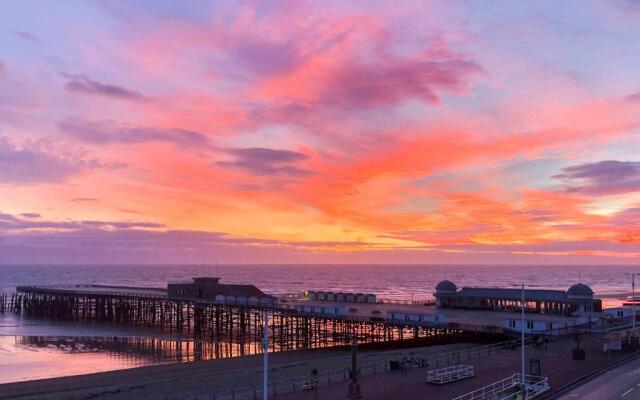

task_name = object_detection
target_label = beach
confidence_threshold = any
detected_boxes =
[0,342,471,400]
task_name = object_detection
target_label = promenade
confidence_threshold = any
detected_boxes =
[278,334,637,399]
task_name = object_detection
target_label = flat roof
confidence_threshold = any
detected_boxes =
[454,287,569,301]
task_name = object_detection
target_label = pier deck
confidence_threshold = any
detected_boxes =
[11,284,577,333]
[15,284,168,297]
[4,285,512,353]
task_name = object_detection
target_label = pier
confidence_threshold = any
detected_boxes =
[2,283,509,353]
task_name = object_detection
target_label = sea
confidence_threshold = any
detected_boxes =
[0,264,637,383]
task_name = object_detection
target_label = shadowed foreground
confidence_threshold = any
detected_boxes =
[0,343,469,400]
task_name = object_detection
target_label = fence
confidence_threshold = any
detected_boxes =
[175,338,532,400]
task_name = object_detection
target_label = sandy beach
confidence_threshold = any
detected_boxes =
[0,342,472,400]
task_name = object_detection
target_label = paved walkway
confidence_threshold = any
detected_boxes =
[278,335,637,399]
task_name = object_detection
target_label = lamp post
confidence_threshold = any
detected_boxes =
[633,274,636,343]
[346,332,362,399]
[512,283,540,399]
[521,284,525,391]
[626,273,640,347]
[263,311,269,400]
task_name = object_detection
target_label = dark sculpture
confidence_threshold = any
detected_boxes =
[346,336,362,399]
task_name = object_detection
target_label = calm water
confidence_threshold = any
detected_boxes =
[0,264,638,383]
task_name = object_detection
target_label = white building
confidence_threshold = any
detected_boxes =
[386,310,446,325]
[502,318,575,335]
[603,306,638,319]
[295,304,347,316]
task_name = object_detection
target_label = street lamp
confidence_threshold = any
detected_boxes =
[260,311,269,400]
[625,273,640,347]
[520,284,525,390]
[346,331,362,399]
[512,283,540,398]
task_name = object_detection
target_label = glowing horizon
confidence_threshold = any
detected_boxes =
[0,1,639,264]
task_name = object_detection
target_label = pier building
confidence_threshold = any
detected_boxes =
[386,310,446,325]
[167,277,273,304]
[304,290,377,304]
[434,280,602,315]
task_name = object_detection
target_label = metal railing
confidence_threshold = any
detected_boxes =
[427,364,474,384]
[452,374,549,400]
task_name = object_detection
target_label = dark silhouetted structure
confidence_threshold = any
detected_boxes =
[167,277,270,301]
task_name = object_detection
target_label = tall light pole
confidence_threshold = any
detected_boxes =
[628,273,640,347]
[521,283,525,391]
[633,274,636,340]
[263,311,269,400]
[346,332,362,399]
[512,283,539,398]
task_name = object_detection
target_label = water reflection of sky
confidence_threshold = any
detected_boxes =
[0,335,263,384]
[0,335,161,383]
[0,311,177,337]
[0,312,265,384]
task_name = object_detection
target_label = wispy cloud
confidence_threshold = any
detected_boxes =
[626,91,640,102]
[0,136,120,184]
[216,147,312,176]
[20,212,41,218]
[63,74,147,102]
[71,197,99,203]
[15,31,38,43]
[554,160,640,195]
[58,118,212,149]
[315,59,482,109]
[0,211,163,231]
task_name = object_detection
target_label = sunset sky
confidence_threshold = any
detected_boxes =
[0,1,639,264]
